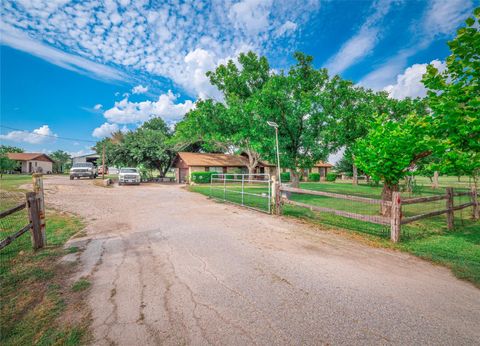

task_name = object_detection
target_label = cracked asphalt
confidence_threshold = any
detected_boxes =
[43,176,480,345]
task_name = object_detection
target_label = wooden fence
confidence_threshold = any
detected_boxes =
[0,174,46,250]
[276,185,479,243]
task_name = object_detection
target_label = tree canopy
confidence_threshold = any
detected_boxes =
[94,117,175,177]
[422,7,480,181]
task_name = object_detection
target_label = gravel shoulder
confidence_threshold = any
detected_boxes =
[43,175,480,345]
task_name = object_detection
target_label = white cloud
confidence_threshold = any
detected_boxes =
[229,0,273,35]
[275,21,298,37]
[181,48,222,99]
[0,125,58,144]
[324,0,395,75]
[0,24,126,83]
[103,91,194,124]
[384,60,446,99]
[132,85,148,94]
[1,0,321,97]
[92,122,120,138]
[93,104,103,110]
[422,0,474,38]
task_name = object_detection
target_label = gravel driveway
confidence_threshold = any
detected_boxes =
[44,176,480,345]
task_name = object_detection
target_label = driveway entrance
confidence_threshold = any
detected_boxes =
[44,176,480,345]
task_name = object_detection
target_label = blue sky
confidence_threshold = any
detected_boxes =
[0,0,477,157]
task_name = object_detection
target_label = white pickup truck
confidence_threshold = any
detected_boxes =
[118,167,141,185]
[70,162,97,180]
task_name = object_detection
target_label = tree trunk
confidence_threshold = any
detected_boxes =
[432,171,439,189]
[366,175,370,183]
[244,149,259,178]
[381,183,398,217]
[352,164,358,185]
[290,170,300,188]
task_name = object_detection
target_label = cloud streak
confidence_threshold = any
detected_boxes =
[0,24,127,83]
[324,0,395,75]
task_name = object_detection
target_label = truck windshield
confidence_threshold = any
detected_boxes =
[120,169,137,173]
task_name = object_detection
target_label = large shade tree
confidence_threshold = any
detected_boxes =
[94,118,175,177]
[124,117,175,177]
[256,53,352,187]
[174,51,271,175]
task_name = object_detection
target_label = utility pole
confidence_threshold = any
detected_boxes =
[102,143,105,180]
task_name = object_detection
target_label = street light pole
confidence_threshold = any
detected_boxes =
[274,126,281,183]
[267,121,281,184]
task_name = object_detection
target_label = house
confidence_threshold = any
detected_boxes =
[7,153,55,174]
[306,161,334,180]
[172,152,276,183]
[72,153,100,165]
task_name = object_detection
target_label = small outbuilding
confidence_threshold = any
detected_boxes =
[7,153,54,174]
[172,152,276,183]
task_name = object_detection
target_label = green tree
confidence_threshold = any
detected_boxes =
[93,131,132,168]
[256,53,349,186]
[354,113,435,216]
[0,145,23,177]
[326,86,427,184]
[123,117,175,177]
[422,7,480,184]
[175,51,271,174]
[50,150,71,173]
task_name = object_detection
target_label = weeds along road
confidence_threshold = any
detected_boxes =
[44,175,480,345]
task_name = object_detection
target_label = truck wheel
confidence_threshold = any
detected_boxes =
[70,176,73,180]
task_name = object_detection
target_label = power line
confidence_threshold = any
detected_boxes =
[0,125,97,144]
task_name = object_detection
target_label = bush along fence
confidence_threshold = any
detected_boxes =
[274,184,479,243]
[0,174,46,250]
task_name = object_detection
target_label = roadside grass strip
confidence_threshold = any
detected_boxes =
[0,175,89,345]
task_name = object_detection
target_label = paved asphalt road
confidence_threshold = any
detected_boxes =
[44,176,480,345]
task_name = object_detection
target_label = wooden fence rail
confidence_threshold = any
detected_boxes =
[0,175,46,251]
[277,185,479,243]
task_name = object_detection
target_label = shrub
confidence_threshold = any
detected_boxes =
[308,173,320,181]
[280,172,290,182]
[326,172,337,182]
[191,171,215,184]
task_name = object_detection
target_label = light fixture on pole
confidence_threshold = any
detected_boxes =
[267,121,281,183]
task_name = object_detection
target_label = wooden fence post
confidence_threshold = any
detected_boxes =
[26,192,44,249]
[390,191,401,243]
[272,176,281,215]
[446,187,454,230]
[471,186,479,220]
[32,173,46,245]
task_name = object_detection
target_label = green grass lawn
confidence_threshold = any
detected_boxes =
[0,174,89,345]
[0,174,33,192]
[189,179,480,287]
